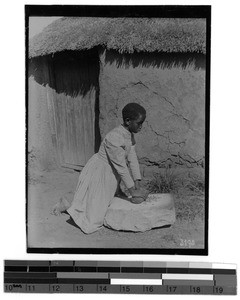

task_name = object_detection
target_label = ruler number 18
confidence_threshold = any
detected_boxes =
[192,286,201,293]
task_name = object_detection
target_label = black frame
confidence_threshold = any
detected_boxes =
[26,5,211,255]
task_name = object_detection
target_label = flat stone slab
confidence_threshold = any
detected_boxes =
[104,193,176,232]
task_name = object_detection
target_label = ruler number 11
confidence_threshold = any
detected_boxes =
[26,285,35,292]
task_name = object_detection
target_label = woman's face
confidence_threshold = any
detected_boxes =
[128,114,146,133]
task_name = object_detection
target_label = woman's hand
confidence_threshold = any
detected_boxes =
[128,188,149,204]
[129,187,148,198]
[134,188,149,198]
[130,196,145,204]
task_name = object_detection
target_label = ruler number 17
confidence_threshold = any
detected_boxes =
[167,286,177,293]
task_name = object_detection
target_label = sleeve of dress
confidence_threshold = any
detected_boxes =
[104,133,135,189]
[127,145,142,181]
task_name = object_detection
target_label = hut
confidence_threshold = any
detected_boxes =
[28,17,206,177]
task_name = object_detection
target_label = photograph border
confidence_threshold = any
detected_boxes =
[26,4,210,255]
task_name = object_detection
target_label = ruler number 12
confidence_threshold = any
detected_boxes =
[50,285,60,292]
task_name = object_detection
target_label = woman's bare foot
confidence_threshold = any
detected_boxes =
[51,197,70,216]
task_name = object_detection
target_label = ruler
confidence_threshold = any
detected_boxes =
[4,260,237,295]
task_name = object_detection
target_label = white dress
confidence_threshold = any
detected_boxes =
[67,125,141,234]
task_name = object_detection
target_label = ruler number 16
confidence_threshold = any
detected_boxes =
[144,286,154,293]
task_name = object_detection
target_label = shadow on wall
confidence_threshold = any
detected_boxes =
[105,50,206,70]
[28,48,100,97]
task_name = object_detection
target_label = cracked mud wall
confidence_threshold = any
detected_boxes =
[99,50,205,175]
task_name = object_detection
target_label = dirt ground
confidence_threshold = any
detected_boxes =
[27,167,205,250]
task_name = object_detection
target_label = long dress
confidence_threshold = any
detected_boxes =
[67,125,141,234]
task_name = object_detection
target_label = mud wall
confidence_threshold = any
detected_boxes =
[28,61,57,171]
[99,49,206,176]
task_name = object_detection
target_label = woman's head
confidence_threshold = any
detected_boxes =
[122,103,146,133]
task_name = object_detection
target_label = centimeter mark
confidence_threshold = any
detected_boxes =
[4,284,237,295]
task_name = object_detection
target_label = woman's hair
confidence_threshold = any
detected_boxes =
[122,103,146,121]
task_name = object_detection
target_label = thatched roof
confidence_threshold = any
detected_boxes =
[29,17,206,58]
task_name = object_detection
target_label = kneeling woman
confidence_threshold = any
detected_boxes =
[53,103,147,234]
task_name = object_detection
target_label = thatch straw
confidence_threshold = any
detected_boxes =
[29,17,206,57]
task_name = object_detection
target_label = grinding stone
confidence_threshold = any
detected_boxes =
[104,193,176,232]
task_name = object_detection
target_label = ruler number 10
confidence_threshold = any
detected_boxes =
[5,285,14,292]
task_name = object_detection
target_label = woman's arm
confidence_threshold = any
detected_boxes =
[104,137,135,190]
[127,145,142,183]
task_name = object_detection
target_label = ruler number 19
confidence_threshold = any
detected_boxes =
[215,287,224,294]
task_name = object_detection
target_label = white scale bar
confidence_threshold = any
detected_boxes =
[162,274,213,280]
[111,279,163,285]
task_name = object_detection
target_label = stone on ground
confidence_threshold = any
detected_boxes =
[104,193,176,232]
